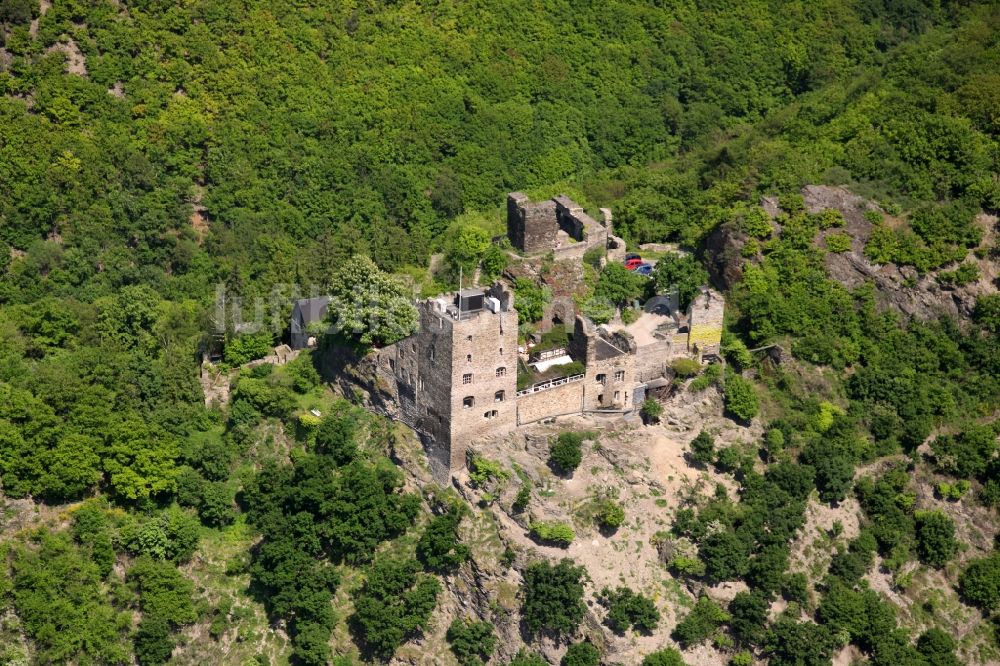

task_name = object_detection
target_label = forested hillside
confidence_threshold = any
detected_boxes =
[0,0,998,665]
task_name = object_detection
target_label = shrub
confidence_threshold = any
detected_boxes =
[595,500,625,531]
[469,456,509,488]
[937,261,979,287]
[959,553,1000,610]
[672,596,730,648]
[724,372,759,421]
[689,362,722,391]
[446,618,496,666]
[936,480,970,501]
[529,521,575,547]
[599,586,660,634]
[521,559,587,635]
[549,432,586,474]
[642,648,687,666]
[825,232,852,253]
[689,430,715,465]
[641,397,663,424]
[672,358,701,378]
[561,642,600,666]
[512,484,531,513]
[914,510,957,568]
[416,507,470,573]
[621,307,641,325]
[509,649,548,666]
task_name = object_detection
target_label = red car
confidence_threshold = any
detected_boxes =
[625,258,643,270]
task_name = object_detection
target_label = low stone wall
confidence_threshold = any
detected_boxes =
[515,379,586,425]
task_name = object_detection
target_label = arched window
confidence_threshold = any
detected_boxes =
[496,367,506,377]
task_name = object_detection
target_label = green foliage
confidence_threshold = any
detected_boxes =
[521,559,587,635]
[672,358,702,378]
[641,648,687,666]
[599,586,660,634]
[931,425,997,478]
[224,332,274,366]
[672,596,730,648]
[512,483,531,513]
[549,432,586,475]
[914,510,957,568]
[764,619,838,666]
[120,506,200,564]
[724,372,759,421]
[327,256,419,348]
[416,506,470,574]
[937,261,980,287]
[128,556,197,665]
[446,618,496,666]
[937,480,971,501]
[595,499,626,531]
[350,556,441,660]
[959,552,1000,611]
[11,530,132,665]
[595,262,646,307]
[689,362,722,392]
[529,521,576,547]
[314,412,360,464]
[640,397,663,423]
[651,254,709,309]
[513,278,549,325]
[561,642,600,666]
[728,591,769,646]
[469,455,509,488]
[689,430,716,465]
[824,233,852,253]
[916,628,961,666]
[739,207,773,239]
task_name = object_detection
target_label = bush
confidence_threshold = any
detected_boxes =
[640,397,663,424]
[642,648,687,666]
[416,507,470,573]
[521,559,587,635]
[599,586,660,634]
[595,500,625,531]
[959,553,1000,610]
[529,521,575,547]
[689,430,715,465]
[621,307,641,325]
[914,510,957,568]
[549,432,586,474]
[724,372,759,421]
[512,484,531,513]
[509,649,548,666]
[672,358,702,378]
[561,642,600,666]
[446,618,496,666]
[198,481,236,527]
[672,596,730,648]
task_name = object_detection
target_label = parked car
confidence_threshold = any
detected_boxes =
[625,253,642,261]
[635,263,654,276]
[625,258,643,270]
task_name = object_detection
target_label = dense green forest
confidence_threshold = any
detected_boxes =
[0,0,998,664]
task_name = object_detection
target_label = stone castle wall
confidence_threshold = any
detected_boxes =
[515,379,586,425]
[688,290,725,356]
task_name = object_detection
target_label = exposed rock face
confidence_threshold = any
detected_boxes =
[703,221,748,291]
[803,185,997,322]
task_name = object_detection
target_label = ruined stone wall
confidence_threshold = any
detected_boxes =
[633,339,674,383]
[515,380,586,425]
[688,290,725,356]
[507,192,558,254]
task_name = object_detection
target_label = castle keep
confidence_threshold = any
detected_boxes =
[365,194,723,483]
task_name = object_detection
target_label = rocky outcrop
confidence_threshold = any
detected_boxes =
[703,221,748,291]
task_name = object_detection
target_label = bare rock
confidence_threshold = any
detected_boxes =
[703,221,748,291]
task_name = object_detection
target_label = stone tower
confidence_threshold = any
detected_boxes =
[688,289,725,358]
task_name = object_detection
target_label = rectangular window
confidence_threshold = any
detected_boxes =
[463,396,474,408]
[495,390,505,402]
[463,373,473,384]
[467,354,472,362]
[614,391,620,402]
[484,410,498,419]
[596,373,606,385]
[614,370,625,382]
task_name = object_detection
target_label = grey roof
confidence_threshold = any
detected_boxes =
[293,296,331,324]
[458,288,485,298]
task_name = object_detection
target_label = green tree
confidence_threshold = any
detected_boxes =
[446,618,497,666]
[561,642,600,666]
[416,507,470,573]
[640,397,663,424]
[595,262,645,307]
[599,586,660,634]
[689,430,715,465]
[350,556,441,659]
[651,254,709,309]
[724,373,759,422]
[521,559,587,635]
[513,278,549,325]
[327,255,419,347]
[549,432,585,475]
[642,649,687,666]
[672,596,730,648]
[959,553,1000,610]
[508,649,548,666]
[914,510,957,568]
[916,628,960,666]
